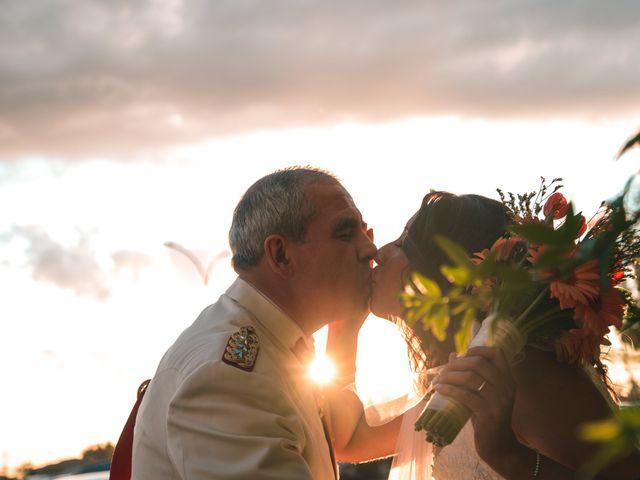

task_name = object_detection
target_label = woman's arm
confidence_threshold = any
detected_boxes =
[324,317,403,463]
[326,386,403,463]
[434,346,640,479]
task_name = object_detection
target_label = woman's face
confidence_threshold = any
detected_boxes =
[370,233,411,318]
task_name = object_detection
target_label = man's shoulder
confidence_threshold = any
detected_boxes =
[157,293,256,374]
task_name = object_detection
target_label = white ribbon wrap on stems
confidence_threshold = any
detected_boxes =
[415,314,526,448]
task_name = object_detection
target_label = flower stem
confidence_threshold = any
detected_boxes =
[523,306,564,334]
[513,286,550,329]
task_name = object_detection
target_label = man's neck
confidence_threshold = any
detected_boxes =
[238,273,319,337]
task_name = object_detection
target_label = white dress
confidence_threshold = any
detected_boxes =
[387,402,504,480]
[432,422,504,480]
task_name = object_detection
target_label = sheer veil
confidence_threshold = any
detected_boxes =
[355,316,441,480]
[357,366,440,480]
[387,396,434,480]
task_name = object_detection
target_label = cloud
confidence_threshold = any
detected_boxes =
[1,0,639,157]
[3,226,152,299]
[112,250,151,271]
[5,226,110,299]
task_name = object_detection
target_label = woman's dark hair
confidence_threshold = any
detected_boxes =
[400,191,510,368]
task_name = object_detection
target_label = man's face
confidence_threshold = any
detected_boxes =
[290,181,376,326]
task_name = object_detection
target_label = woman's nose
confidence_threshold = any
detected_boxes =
[375,245,389,265]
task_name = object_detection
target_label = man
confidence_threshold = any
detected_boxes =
[131,167,377,479]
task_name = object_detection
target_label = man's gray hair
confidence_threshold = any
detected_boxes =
[229,167,341,270]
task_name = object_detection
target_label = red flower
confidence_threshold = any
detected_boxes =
[611,270,625,286]
[549,259,600,309]
[573,288,624,336]
[544,193,568,219]
[576,214,587,238]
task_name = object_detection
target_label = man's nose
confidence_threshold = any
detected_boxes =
[361,234,377,262]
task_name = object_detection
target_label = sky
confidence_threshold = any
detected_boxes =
[1,0,640,474]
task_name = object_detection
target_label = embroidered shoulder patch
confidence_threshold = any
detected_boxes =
[222,326,259,371]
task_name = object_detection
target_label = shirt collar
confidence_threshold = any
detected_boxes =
[225,277,315,360]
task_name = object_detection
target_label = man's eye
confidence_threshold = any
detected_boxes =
[336,230,354,240]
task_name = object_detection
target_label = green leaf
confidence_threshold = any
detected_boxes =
[559,204,579,237]
[579,405,640,478]
[411,272,442,299]
[619,406,640,429]
[441,265,470,286]
[429,304,450,342]
[434,235,475,270]
[529,247,574,272]
[476,249,498,279]
[509,222,565,246]
[580,419,621,441]
[579,436,634,479]
[494,264,534,286]
[454,308,476,354]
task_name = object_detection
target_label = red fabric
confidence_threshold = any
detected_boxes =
[109,380,150,480]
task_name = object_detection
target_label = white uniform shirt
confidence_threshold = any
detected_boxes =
[132,278,337,480]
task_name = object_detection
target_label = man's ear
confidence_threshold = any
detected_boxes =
[263,234,292,278]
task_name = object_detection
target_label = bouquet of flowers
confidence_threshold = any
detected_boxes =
[402,168,640,448]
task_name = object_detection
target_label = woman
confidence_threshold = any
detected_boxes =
[365,191,640,479]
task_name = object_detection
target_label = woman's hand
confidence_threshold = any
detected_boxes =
[432,346,521,467]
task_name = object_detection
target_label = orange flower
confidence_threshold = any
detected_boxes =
[555,328,600,364]
[490,235,527,262]
[527,244,543,265]
[472,248,490,265]
[549,259,600,309]
[527,244,553,280]
[544,192,568,219]
[573,288,624,336]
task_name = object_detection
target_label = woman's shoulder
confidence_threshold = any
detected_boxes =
[511,345,587,384]
[510,346,616,466]
[512,346,614,409]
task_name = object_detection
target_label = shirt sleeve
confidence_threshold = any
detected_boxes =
[166,360,314,480]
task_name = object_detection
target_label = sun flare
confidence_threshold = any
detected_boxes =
[308,355,337,384]
[311,316,415,403]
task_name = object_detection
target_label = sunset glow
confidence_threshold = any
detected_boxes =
[2,1,639,474]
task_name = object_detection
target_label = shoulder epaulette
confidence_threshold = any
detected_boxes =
[222,326,259,371]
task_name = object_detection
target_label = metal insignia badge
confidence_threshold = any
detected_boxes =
[222,326,259,371]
